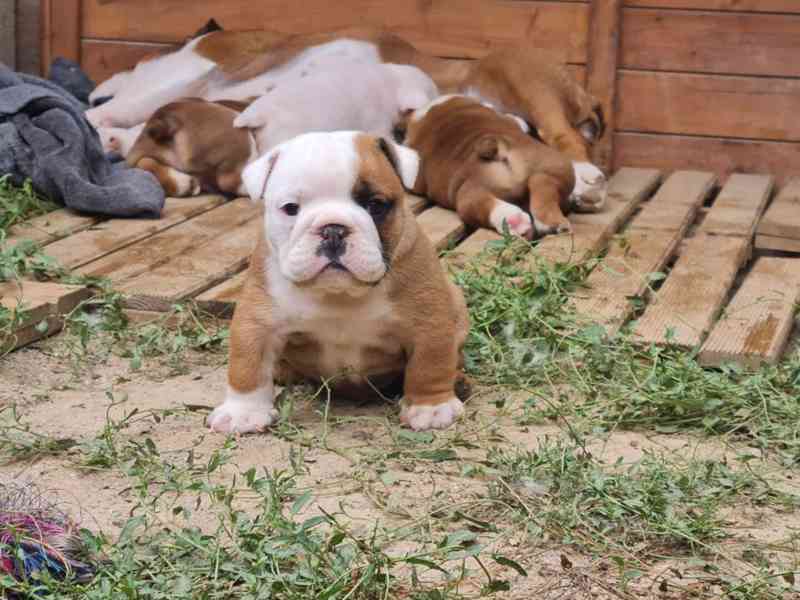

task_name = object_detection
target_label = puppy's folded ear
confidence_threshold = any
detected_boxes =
[242,149,280,202]
[377,137,419,190]
[146,113,181,145]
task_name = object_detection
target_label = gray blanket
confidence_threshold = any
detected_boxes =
[0,62,164,218]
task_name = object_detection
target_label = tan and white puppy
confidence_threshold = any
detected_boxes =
[207,131,469,434]
[401,95,577,238]
[233,61,438,149]
[123,98,256,197]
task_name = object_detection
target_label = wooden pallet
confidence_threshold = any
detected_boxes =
[3,168,799,366]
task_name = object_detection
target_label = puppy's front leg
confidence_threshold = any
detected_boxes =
[527,173,572,237]
[133,158,202,197]
[208,301,283,434]
[455,179,533,240]
[400,328,465,431]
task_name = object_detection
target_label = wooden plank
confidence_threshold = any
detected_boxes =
[570,171,715,331]
[16,0,41,75]
[621,9,800,78]
[40,0,80,69]
[0,281,90,353]
[44,195,227,270]
[194,270,248,318]
[119,218,261,312]
[755,234,800,254]
[624,1,800,13]
[0,0,15,69]
[617,71,800,142]
[81,0,589,62]
[632,234,750,348]
[572,229,681,332]
[613,132,800,186]
[81,39,176,83]
[699,174,773,238]
[75,198,259,283]
[699,257,800,368]
[586,0,621,171]
[5,209,102,248]
[416,207,467,251]
[757,178,800,241]
[627,171,717,232]
[528,167,662,264]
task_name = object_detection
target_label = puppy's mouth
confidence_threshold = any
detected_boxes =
[322,260,350,273]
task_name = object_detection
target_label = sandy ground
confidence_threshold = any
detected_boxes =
[1,333,799,598]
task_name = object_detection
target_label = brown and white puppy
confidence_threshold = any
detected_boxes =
[401,95,576,239]
[84,27,607,208]
[207,131,469,434]
[124,98,256,197]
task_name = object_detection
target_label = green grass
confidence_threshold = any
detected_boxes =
[454,239,800,465]
[0,175,57,235]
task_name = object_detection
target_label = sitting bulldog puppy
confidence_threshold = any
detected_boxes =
[401,95,579,239]
[207,131,469,434]
[123,98,256,197]
[232,61,439,149]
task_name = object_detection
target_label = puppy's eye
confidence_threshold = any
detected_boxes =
[360,198,390,221]
[281,203,299,216]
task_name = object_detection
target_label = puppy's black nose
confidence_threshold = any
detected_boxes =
[319,224,349,259]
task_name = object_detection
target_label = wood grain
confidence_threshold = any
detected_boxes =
[572,229,681,333]
[754,234,800,254]
[632,234,750,348]
[624,1,800,12]
[5,209,102,248]
[587,0,622,170]
[40,0,80,69]
[617,70,800,142]
[119,217,261,312]
[416,207,468,251]
[194,271,248,318]
[627,171,717,232]
[621,9,800,77]
[613,133,799,185]
[699,174,773,238]
[0,280,90,353]
[699,257,800,368]
[75,198,259,284]
[81,39,176,83]
[757,178,800,241]
[81,0,589,62]
[44,196,228,270]
[529,167,662,264]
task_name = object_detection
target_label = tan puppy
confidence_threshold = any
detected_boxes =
[402,95,576,239]
[207,131,469,434]
[125,98,256,197]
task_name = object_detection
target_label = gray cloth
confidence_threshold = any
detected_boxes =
[0,62,164,218]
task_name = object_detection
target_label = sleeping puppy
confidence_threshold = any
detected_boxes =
[123,98,257,197]
[207,131,469,434]
[401,95,577,239]
[232,61,439,149]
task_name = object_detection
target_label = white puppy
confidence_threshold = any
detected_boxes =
[233,62,439,152]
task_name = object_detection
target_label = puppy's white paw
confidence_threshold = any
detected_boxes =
[490,202,533,240]
[400,397,464,431]
[207,388,279,434]
[570,161,607,213]
[170,170,202,197]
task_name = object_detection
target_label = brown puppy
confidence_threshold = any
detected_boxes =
[207,131,470,434]
[125,98,256,197]
[402,95,576,239]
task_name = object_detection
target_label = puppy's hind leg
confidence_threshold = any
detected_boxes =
[133,158,202,197]
[455,179,533,239]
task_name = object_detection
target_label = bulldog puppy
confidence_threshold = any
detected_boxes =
[401,95,576,239]
[207,131,469,434]
[233,62,439,149]
[124,98,256,197]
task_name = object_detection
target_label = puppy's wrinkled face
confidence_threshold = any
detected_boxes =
[242,131,419,289]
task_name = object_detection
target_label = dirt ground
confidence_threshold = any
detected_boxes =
[1,334,799,599]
